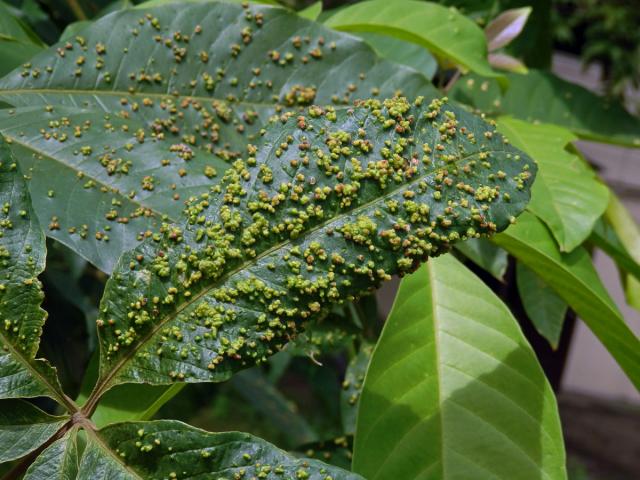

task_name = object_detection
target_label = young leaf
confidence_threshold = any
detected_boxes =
[493,212,640,389]
[516,262,568,349]
[78,421,362,479]
[85,98,536,411]
[0,1,438,273]
[0,136,72,409]
[485,7,532,51]
[0,399,68,463]
[451,70,640,147]
[497,117,609,251]
[299,1,322,21]
[352,254,566,480]
[341,342,373,436]
[23,431,79,480]
[325,0,500,78]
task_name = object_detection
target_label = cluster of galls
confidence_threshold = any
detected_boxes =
[96,96,533,386]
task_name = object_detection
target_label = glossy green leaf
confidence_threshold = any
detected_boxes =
[0,1,438,273]
[354,32,437,80]
[325,0,499,78]
[604,194,640,310]
[493,212,640,389]
[83,98,535,412]
[516,262,567,349]
[497,116,609,251]
[78,421,362,479]
[590,218,640,282]
[352,254,566,480]
[341,343,373,436]
[0,399,68,463]
[455,237,508,280]
[451,70,640,147]
[23,430,79,480]
[0,136,71,407]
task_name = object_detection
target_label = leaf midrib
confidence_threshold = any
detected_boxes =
[90,146,509,406]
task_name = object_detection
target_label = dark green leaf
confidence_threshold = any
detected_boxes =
[78,421,362,479]
[352,254,566,480]
[516,262,567,349]
[497,117,609,251]
[0,399,68,463]
[325,0,500,78]
[299,1,322,21]
[231,368,318,447]
[23,430,79,480]
[85,98,535,410]
[451,70,640,147]
[455,237,507,280]
[0,136,71,408]
[493,212,640,389]
[340,343,373,435]
[0,1,438,272]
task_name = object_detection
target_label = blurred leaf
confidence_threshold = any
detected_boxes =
[0,1,45,75]
[590,218,640,282]
[325,0,501,78]
[352,254,567,480]
[493,212,640,390]
[516,262,567,349]
[355,32,438,80]
[299,1,321,20]
[498,117,609,251]
[603,194,640,311]
[488,52,527,73]
[485,7,531,51]
[231,368,318,448]
[451,70,640,147]
[340,343,373,436]
[455,237,508,281]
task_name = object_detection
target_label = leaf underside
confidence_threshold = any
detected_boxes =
[352,254,567,480]
[0,1,438,273]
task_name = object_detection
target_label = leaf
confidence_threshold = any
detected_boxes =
[454,237,508,280]
[83,98,536,413]
[0,399,68,463]
[231,368,318,447]
[76,353,184,428]
[354,32,438,80]
[497,117,609,251]
[352,254,566,480]
[488,52,527,73]
[23,431,79,480]
[0,1,438,273]
[590,218,640,282]
[341,343,373,436]
[0,1,45,76]
[78,421,362,479]
[0,136,72,408]
[485,7,531,51]
[324,0,500,78]
[493,212,640,390]
[603,193,640,310]
[516,262,567,349]
[299,1,322,21]
[450,70,640,147]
